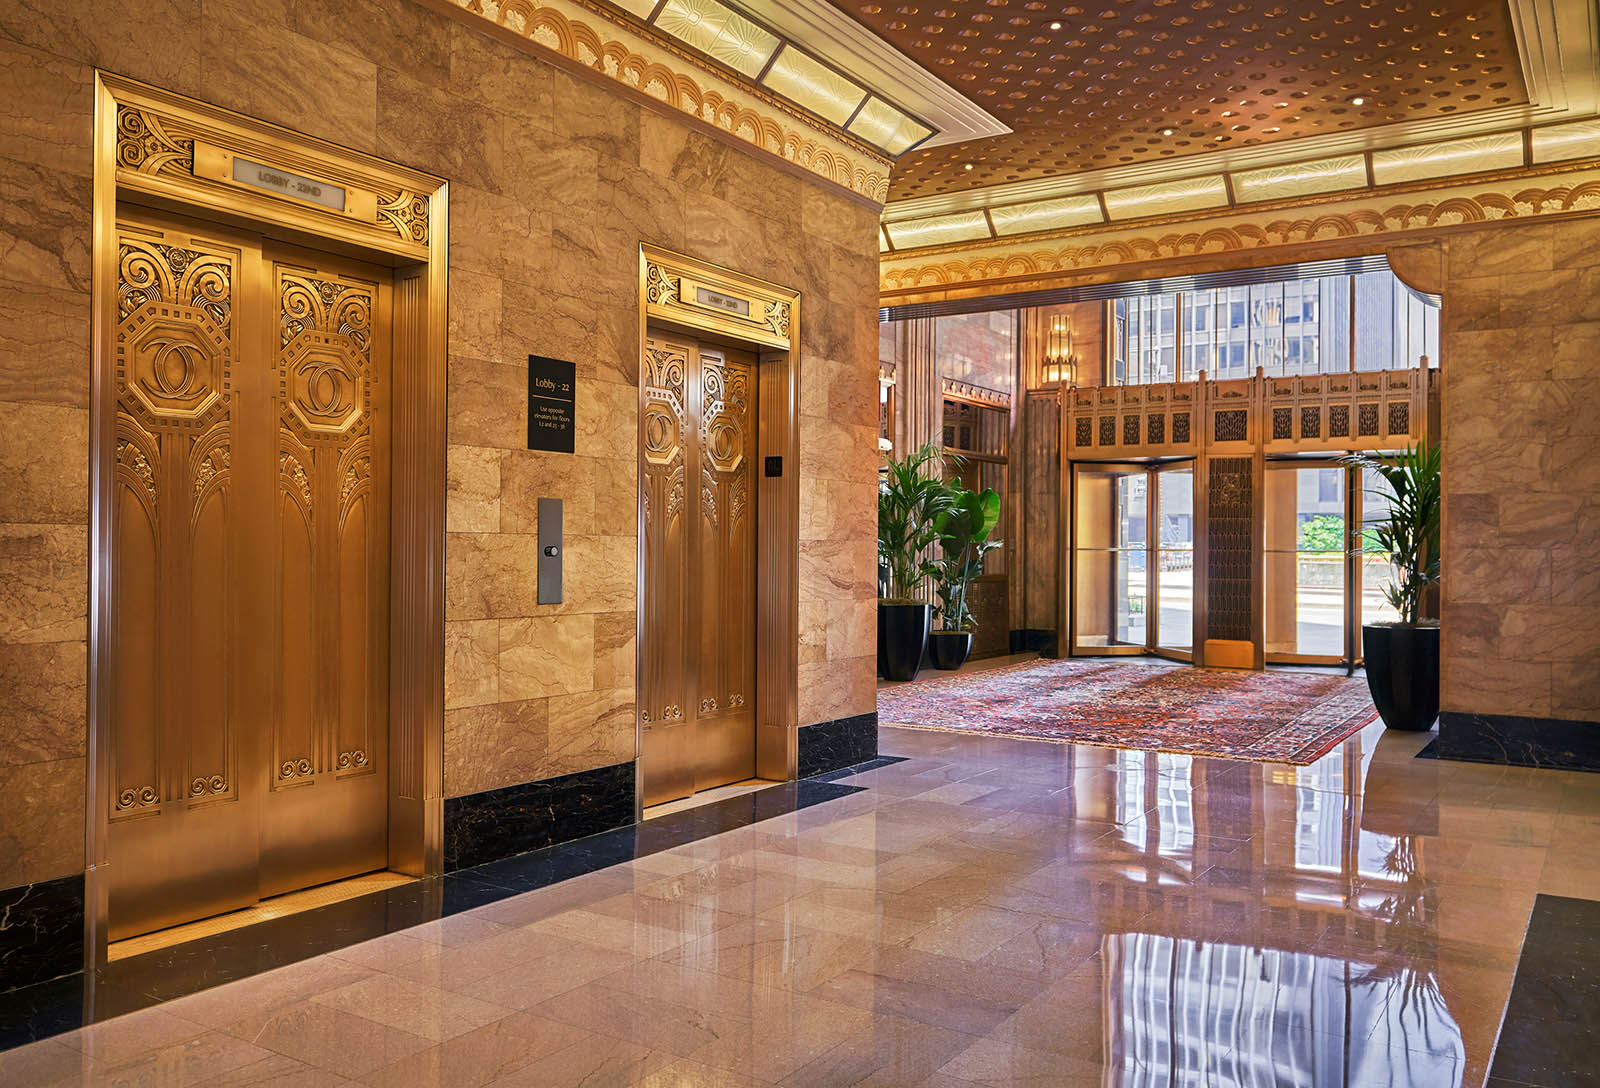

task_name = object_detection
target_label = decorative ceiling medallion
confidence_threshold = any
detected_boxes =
[450,0,891,203]
[879,165,1600,296]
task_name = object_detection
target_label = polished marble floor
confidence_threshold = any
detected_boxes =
[3,717,1597,1087]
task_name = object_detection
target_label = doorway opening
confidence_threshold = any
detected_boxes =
[1071,461,1196,661]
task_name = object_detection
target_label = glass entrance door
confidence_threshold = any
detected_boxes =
[1153,465,1195,658]
[1264,462,1348,664]
[1072,462,1194,659]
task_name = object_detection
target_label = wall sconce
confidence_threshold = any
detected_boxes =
[1042,315,1078,385]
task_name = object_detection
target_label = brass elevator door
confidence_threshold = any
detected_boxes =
[640,332,757,806]
[108,210,391,939]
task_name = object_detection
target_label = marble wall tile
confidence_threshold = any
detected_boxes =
[0,524,86,644]
[444,532,540,621]
[0,156,92,296]
[1551,664,1600,721]
[500,615,596,700]
[553,536,637,616]
[446,269,504,365]
[291,0,451,88]
[0,280,90,408]
[798,654,877,727]
[445,445,501,534]
[446,184,541,284]
[444,619,499,710]
[544,688,635,778]
[1448,224,1553,278]
[1443,658,1552,720]
[498,450,593,536]
[198,7,378,154]
[592,612,635,692]
[638,112,731,199]
[378,68,510,197]
[826,599,877,664]
[444,23,555,123]
[0,640,84,766]
[446,357,527,451]
[0,40,92,178]
[1499,606,1600,663]
[1449,547,1550,605]
[0,403,86,524]
[1552,321,1600,381]
[574,380,640,463]
[444,698,549,799]
[501,283,638,387]
[0,756,84,887]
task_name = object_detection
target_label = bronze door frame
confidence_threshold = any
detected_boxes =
[88,74,448,969]
[636,247,801,820]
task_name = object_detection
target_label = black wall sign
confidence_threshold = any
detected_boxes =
[527,355,576,453]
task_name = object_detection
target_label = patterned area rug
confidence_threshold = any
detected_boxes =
[877,658,1379,764]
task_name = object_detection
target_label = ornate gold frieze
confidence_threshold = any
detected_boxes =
[881,167,1600,296]
[443,0,889,204]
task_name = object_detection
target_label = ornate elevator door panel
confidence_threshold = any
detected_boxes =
[109,216,258,939]
[692,345,756,792]
[259,249,391,898]
[107,212,391,939]
[639,333,757,806]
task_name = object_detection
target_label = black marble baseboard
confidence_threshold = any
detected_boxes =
[1489,894,1600,1087]
[0,874,83,994]
[1436,711,1600,772]
[798,712,878,779]
[443,761,636,871]
[1009,628,1058,656]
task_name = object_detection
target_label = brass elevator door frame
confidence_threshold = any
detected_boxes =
[640,330,759,807]
[106,206,393,940]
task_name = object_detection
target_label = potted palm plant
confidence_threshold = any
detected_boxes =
[1343,443,1441,731]
[930,481,1003,670]
[878,443,954,681]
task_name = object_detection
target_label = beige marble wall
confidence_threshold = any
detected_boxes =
[0,0,881,887]
[1441,216,1600,723]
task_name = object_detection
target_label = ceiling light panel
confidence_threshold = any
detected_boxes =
[1531,120,1600,164]
[1371,133,1524,185]
[1231,155,1369,203]
[1102,176,1228,220]
[849,97,934,156]
[989,194,1104,235]
[761,45,868,126]
[884,210,991,249]
[655,0,779,78]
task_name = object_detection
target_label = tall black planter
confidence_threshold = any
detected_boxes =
[1363,623,1440,732]
[929,631,973,670]
[879,602,931,682]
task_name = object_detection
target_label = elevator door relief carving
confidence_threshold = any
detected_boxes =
[273,269,381,793]
[108,213,391,940]
[640,333,758,806]
[113,230,239,823]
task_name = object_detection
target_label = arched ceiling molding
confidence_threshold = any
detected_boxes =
[879,161,1600,303]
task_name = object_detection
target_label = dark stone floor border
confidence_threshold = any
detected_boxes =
[1419,712,1600,773]
[1487,894,1600,1087]
[0,775,866,1051]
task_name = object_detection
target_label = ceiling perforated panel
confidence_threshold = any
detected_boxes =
[831,0,1528,199]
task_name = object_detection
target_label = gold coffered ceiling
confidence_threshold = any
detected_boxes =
[833,0,1529,200]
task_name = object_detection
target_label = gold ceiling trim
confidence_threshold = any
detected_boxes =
[443,0,890,204]
[879,164,1600,296]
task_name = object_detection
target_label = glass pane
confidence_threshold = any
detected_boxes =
[1265,467,1345,657]
[1359,465,1402,627]
[1156,468,1194,651]
[1075,470,1146,649]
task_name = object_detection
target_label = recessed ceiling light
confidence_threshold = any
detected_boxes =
[963,162,975,170]
[1049,21,1061,29]
[1351,96,1366,105]
[1162,128,1175,136]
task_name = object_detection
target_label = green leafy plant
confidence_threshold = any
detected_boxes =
[878,443,957,603]
[1341,443,1441,625]
[1299,513,1346,553]
[933,480,1003,632]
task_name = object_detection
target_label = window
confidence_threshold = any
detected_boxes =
[1106,268,1434,385]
